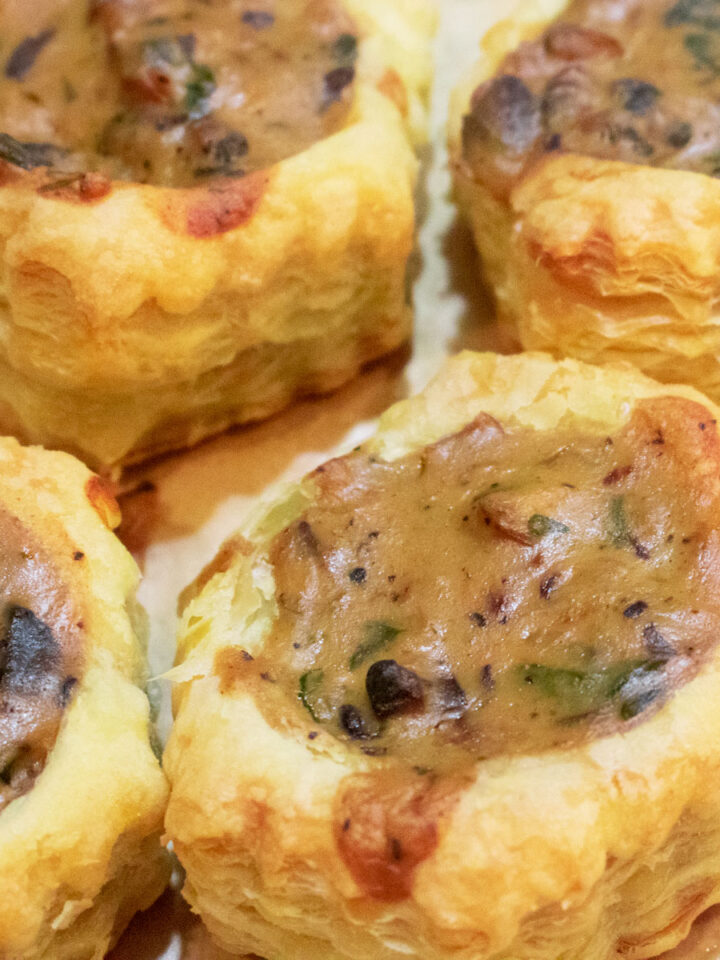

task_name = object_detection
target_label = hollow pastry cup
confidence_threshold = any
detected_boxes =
[0,438,169,958]
[166,350,720,960]
[0,0,435,477]
[449,0,720,406]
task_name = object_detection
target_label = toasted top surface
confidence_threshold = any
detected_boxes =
[0,504,85,812]
[462,0,720,196]
[0,0,356,186]
[216,396,720,777]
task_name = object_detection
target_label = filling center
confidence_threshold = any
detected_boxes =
[238,397,720,773]
[462,0,720,195]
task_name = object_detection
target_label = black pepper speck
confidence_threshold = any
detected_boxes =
[623,600,648,619]
[349,566,366,584]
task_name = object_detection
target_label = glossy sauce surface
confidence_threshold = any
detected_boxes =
[233,397,720,775]
[0,507,84,811]
[0,0,356,186]
[462,0,720,196]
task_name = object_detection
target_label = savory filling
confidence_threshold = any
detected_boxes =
[221,396,720,775]
[0,509,84,811]
[462,0,720,196]
[0,0,357,186]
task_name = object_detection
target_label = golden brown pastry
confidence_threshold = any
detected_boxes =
[165,350,720,960]
[0,438,169,958]
[0,0,435,476]
[450,0,720,404]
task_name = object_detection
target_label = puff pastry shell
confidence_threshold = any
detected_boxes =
[0,439,168,958]
[0,0,435,477]
[449,0,720,406]
[165,350,720,960]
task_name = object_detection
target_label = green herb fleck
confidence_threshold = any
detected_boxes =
[349,621,401,671]
[528,514,570,538]
[665,0,720,30]
[609,496,630,546]
[520,664,603,716]
[519,658,665,720]
[185,62,215,118]
[703,150,720,176]
[683,32,720,73]
[333,33,358,67]
[619,688,657,719]
[614,79,660,116]
[298,669,327,722]
[37,175,82,193]
[667,120,693,148]
[607,496,650,558]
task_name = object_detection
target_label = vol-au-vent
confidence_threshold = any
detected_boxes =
[0,0,435,475]
[166,352,720,960]
[0,438,168,959]
[450,0,720,406]
[0,511,85,813]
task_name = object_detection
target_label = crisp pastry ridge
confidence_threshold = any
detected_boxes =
[449,0,720,405]
[0,0,436,477]
[165,350,720,960]
[0,436,169,959]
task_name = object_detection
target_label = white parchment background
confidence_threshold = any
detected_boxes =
[109,1,720,956]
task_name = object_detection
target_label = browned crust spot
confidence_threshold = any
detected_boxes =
[85,475,121,530]
[334,769,462,901]
[0,161,23,187]
[159,170,269,238]
[36,171,112,203]
[0,164,111,203]
[525,228,619,294]
[214,646,257,695]
[543,22,623,61]
[377,68,409,118]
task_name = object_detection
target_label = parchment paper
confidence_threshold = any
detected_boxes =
[108,1,720,956]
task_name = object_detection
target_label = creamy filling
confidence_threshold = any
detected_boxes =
[0,0,357,186]
[462,0,720,196]
[217,397,720,775]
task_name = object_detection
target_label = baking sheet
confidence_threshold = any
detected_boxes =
[108,1,720,956]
